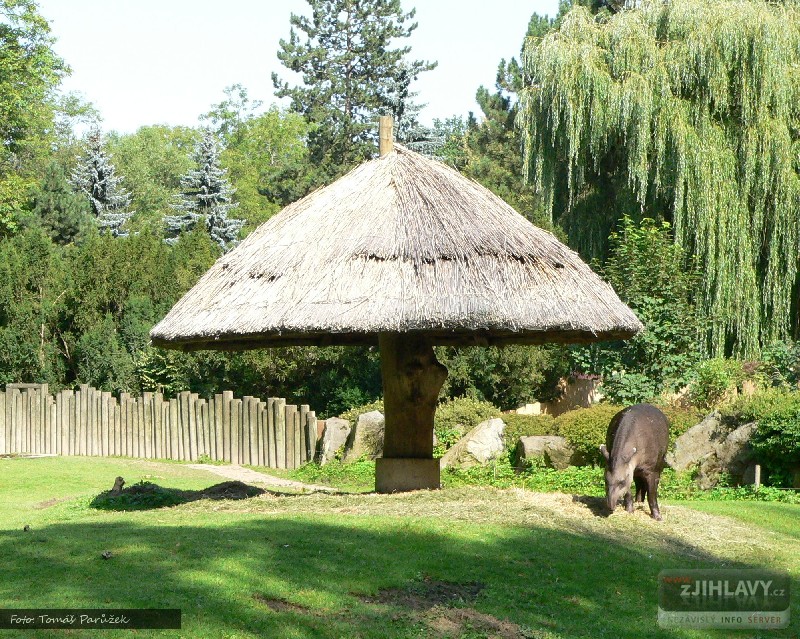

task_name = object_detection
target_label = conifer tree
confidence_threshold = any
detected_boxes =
[165,130,243,251]
[30,160,90,244]
[272,0,436,178]
[71,127,133,237]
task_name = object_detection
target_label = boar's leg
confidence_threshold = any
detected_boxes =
[645,472,662,521]
[633,475,647,503]
[623,486,634,513]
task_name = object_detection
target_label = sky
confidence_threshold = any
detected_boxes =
[36,0,560,135]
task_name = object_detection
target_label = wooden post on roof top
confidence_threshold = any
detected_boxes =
[379,116,393,157]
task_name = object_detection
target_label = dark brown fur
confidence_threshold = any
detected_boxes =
[600,404,669,520]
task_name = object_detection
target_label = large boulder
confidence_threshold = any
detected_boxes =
[342,410,385,462]
[514,436,575,470]
[696,421,758,489]
[440,418,506,470]
[666,411,726,472]
[315,417,351,465]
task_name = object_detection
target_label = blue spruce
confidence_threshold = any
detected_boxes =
[71,127,133,237]
[165,130,243,251]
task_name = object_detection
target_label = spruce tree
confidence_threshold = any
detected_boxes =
[272,0,436,177]
[165,130,243,251]
[30,160,90,244]
[71,127,133,237]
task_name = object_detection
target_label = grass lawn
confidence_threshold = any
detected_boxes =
[0,456,798,638]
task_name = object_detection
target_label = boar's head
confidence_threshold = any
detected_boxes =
[600,444,636,512]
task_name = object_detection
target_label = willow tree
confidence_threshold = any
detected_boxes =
[519,0,800,356]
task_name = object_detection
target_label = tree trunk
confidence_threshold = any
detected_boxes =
[376,333,447,492]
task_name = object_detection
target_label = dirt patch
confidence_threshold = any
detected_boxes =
[424,606,528,639]
[358,579,484,611]
[252,593,312,614]
[33,497,73,509]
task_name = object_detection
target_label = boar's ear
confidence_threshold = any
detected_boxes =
[622,447,637,463]
[599,444,609,460]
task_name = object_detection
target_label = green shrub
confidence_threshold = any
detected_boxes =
[723,388,800,423]
[656,405,704,443]
[553,404,623,466]
[501,413,557,449]
[338,399,384,428]
[688,358,745,409]
[750,406,800,487]
[760,340,800,388]
[433,396,501,456]
[600,372,659,405]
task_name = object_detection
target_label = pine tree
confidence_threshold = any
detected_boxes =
[71,127,133,237]
[165,130,243,251]
[30,160,90,244]
[272,0,436,178]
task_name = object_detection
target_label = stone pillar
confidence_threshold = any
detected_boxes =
[376,333,447,492]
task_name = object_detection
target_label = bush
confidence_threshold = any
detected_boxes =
[338,399,384,428]
[760,340,800,388]
[553,404,623,466]
[433,396,501,457]
[600,372,659,405]
[750,406,800,487]
[501,413,557,449]
[656,404,705,443]
[723,388,800,423]
[688,358,744,409]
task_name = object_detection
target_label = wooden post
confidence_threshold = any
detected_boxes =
[306,411,317,463]
[241,396,252,464]
[248,397,258,465]
[285,405,297,470]
[754,464,761,491]
[214,393,223,461]
[231,399,241,464]
[299,404,309,463]
[274,399,286,469]
[222,391,233,462]
[154,393,163,459]
[169,398,179,460]
[375,333,447,492]
[267,398,276,468]
[379,115,393,157]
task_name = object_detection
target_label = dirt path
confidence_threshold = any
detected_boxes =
[187,463,336,493]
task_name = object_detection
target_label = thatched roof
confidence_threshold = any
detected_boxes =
[150,144,642,350]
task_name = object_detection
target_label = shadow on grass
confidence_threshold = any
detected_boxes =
[1,506,796,638]
[90,481,265,511]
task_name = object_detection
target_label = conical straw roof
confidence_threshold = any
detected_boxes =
[151,144,642,350]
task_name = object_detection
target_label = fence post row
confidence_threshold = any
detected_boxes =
[0,385,320,469]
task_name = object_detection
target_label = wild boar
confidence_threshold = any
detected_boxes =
[600,404,669,520]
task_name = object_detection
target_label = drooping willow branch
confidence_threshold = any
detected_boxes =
[519,0,800,356]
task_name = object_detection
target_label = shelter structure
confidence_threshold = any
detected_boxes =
[151,117,642,492]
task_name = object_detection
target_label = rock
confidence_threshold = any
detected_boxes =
[315,417,351,465]
[440,418,506,470]
[343,411,385,462]
[666,411,726,472]
[513,436,575,470]
[696,422,758,489]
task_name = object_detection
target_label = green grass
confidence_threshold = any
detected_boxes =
[0,456,798,638]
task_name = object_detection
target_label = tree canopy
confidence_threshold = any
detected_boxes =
[519,0,800,356]
[272,0,436,177]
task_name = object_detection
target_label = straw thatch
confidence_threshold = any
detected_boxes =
[150,144,642,350]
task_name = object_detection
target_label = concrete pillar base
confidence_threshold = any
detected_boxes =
[375,458,441,493]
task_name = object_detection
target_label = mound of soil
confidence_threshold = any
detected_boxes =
[91,480,264,511]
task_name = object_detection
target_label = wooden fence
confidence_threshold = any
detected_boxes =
[0,384,318,469]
